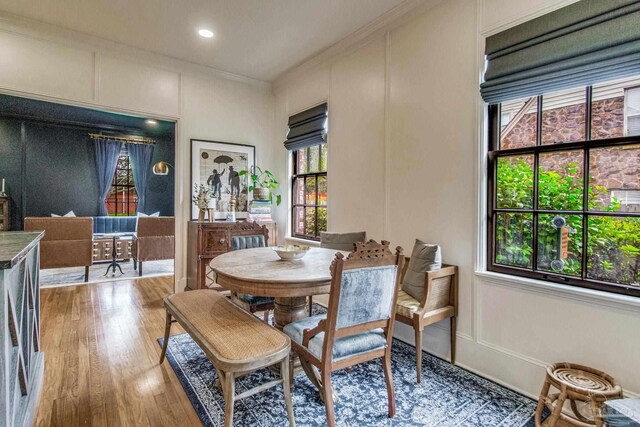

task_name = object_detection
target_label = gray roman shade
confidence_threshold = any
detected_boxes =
[283,103,327,151]
[481,0,640,104]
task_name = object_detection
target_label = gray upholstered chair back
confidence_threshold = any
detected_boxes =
[231,235,266,251]
[320,231,366,251]
[335,265,398,329]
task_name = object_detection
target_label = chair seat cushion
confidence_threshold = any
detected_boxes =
[283,314,387,361]
[237,293,275,306]
[396,290,422,318]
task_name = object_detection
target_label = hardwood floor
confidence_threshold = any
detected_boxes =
[36,276,202,426]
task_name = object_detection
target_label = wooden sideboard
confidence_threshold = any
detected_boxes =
[0,197,9,231]
[0,231,44,427]
[186,220,277,291]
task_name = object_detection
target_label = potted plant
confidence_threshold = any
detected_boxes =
[192,183,213,222]
[239,166,282,205]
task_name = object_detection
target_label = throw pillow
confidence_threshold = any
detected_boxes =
[319,231,366,251]
[401,239,442,302]
[137,211,160,217]
[136,211,161,232]
[51,210,76,217]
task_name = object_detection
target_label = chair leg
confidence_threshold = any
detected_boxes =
[415,327,423,383]
[450,316,457,365]
[159,311,172,364]
[308,296,313,316]
[534,377,551,427]
[321,370,336,427]
[547,388,567,427]
[84,266,89,282]
[138,261,143,277]
[223,371,235,427]
[591,399,605,427]
[300,357,323,397]
[263,309,270,324]
[281,357,296,427]
[133,260,137,270]
[383,353,396,418]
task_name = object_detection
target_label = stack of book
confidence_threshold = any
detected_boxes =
[247,200,273,222]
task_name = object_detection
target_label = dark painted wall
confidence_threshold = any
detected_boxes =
[0,116,175,230]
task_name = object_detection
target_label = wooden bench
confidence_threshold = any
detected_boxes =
[160,289,295,427]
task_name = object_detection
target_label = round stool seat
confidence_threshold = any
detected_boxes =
[548,363,620,395]
[535,363,623,427]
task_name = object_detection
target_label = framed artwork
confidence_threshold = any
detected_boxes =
[190,139,255,220]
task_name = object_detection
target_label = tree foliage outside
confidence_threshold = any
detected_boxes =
[495,157,640,286]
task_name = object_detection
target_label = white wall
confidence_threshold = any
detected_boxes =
[273,0,640,398]
[0,20,276,293]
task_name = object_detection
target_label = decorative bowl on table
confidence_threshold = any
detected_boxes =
[272,245,310,260]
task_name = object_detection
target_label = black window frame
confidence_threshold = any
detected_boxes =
[107,154,137,216]
[291,144,327,241]
[487,87,640,298]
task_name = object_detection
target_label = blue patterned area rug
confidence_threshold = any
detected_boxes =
[158,332,547,426]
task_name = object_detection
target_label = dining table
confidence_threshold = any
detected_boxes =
[210,246,344,330]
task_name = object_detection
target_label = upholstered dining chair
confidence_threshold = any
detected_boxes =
[395,261,458,383]
[283,240,404,427]
[315,231,366,315]
[227,221,275,322]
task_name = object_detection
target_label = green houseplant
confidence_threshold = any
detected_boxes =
[238,166,281,206]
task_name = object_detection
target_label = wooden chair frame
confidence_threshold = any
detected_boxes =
[394,259,458,383]
[290,240,404,427]
[227,222,276,321]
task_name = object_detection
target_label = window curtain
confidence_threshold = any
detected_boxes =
[283,103,327,151]
[481,0,640,103]
[94,138,123,216]
[127,142,155,214]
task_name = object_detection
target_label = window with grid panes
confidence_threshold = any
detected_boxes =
[106,155,137,216]
[488,77,640,297]
[291,144,327,240]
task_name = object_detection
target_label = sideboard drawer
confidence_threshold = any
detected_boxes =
[202,230,230,253]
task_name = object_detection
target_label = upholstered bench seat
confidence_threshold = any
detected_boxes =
[284,314,387,362]
[92,216,137,235]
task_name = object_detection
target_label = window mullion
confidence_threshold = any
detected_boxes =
[532,96,543,271]
[580,86,593,280]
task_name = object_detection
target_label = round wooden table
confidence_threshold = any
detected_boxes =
[210,247,342,330]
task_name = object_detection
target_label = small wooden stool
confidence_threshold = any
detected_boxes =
[535,362,623,427]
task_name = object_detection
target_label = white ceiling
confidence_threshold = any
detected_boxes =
[0,0,406,81]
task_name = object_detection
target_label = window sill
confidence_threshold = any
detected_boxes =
[285,236,321,247]
[474,270,640,312]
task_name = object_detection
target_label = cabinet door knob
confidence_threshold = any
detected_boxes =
[219,238,226,244]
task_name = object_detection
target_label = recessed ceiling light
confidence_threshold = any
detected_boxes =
[145,119,158,125]
[198,29,214,38]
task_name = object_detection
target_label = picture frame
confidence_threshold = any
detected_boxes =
[190,139,255,220]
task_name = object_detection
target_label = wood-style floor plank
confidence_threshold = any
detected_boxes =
[36,276,201,426]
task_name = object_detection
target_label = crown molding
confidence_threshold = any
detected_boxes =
[0,11,271,90]
[271,0,444,92]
